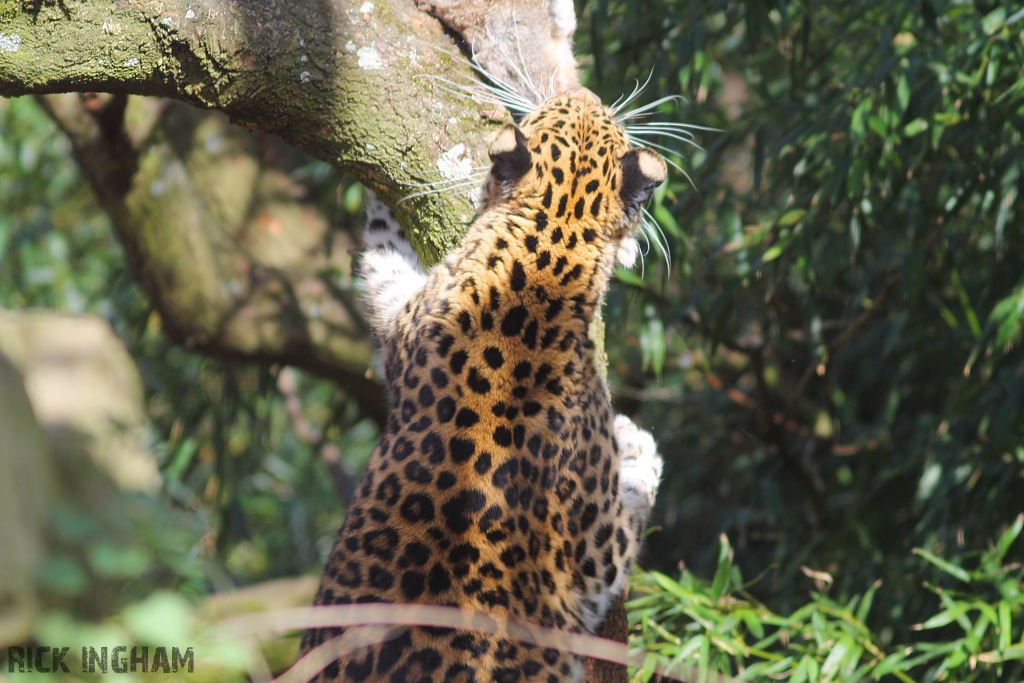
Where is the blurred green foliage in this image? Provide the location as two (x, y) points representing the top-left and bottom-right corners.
(579, 0), (1024, 679)
(0, 96), (373, 602)
(3, 0), (1024, 680)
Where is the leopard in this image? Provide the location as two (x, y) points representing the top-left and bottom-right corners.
(298, 83), (668, 683)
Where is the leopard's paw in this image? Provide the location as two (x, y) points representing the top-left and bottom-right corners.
(614, 414), (662, 513)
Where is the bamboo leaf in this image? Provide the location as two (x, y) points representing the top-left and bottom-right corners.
(710, 534), (733, 601)
(913, 548), (970, 582)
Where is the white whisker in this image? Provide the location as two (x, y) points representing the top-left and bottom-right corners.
(610, 70), (656, 115)
(494, 48), (544, 106)
(641, 207), (672, 270)
(415, 38), (540, 113)
(629, 120), (721, 133)
(404, 171), (489, 188)
(423, 74), (536, 115)
(616, 94), (686, 121)
(465, 53), (542, 110)
(406, 166), (491, 181)
(627, 124), (697, 140)
(632, 217), (654, 277)
(627, 128), (704, 152)
(398, 177), (487, 203)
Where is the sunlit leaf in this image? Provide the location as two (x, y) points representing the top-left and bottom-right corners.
(903, 118), (929, 137)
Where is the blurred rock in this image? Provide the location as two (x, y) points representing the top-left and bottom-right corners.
(0, 310), (159, 492)
(0, 350), (52, 647)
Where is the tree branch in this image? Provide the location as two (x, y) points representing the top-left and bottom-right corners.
(1, 0), (505, 260)
(38, 92), (388, 421)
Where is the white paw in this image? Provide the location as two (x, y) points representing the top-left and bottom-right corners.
(359, 192), (427, 343)
(614, 414), (662, 512)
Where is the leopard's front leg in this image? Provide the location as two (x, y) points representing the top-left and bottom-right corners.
(357, 192), (427, 352)
(613, 414), (662, 579)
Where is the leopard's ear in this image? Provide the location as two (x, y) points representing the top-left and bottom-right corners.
(489, 124), (531, 183)
(619, 148), (666, 210)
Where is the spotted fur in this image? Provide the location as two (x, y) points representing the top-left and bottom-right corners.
(301, 88), (666, 683)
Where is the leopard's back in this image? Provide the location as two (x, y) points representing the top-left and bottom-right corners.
(301, 89), (665, 683)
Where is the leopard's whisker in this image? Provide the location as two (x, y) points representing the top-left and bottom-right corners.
(424, 74), (536, 115)
(416, 39), (540, 113)
(629, 120), (720, 133)
(609, 70), (656, 115)
(640, 207), (672, 270)
(616, 94), (686, 121)
(398, 177), (488, 204)
(403, 169), (490, 187)
(627, 127), (704, 152)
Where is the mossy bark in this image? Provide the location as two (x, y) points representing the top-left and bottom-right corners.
(1, 0), (500, 264)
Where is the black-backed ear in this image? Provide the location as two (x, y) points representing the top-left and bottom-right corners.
(619, 148), (667, 209)
(489, 124), (531, 183)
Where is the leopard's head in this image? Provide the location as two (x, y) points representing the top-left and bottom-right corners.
(483, 88), (667, 253)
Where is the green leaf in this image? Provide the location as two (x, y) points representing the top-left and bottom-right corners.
(991, 286), (1024, 349)
(951, 268), (981, 337)
(651, 571), (691, 602)
(640, 304), (666, 375)
(872, 650), (910, 676)
(654, 204), (683, 238)
(614, 267), (646, 287)
(903, 118), (929, 137)
(821, 637), (853, 680)
(897, 73), (910, 112)
(87, 543), (149, 579)
(913, 547), (970, 582)
(344, 182), (364, 214)
(739, 609), (765, 640)
(855, 580), (882, 624)
(790, 655), (812, 683)
(998, 601), (1012, 653)
(37, 556), (88, 596)
(981, 7), (1007, 34)
(761, 245), (783, 263)
(867, 115), (888, 138)
(166, 436), (198, 481)
(946, 645), (969, 669)
(995, 514), (1024, 563)
(778, 209), (806, 226)
(639, 651), (660, 681)
(915, 604), (969, 630)
(710, 534), (734, 600)
(850, 98), (871, 137)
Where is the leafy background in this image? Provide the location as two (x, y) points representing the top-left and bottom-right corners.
(1, 0), (1022, 680)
